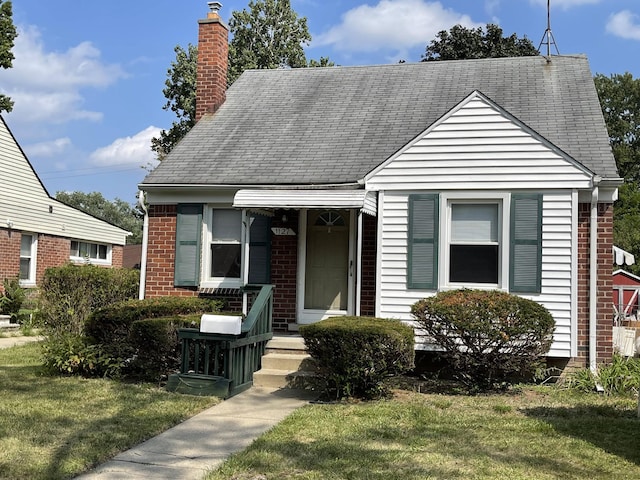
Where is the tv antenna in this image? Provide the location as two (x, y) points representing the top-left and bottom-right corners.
(538, 0), (560, 59)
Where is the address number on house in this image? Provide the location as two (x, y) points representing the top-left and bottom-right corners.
(271, 227), (296, 236)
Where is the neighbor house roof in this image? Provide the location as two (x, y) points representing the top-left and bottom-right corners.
(142, 55), (618, 187)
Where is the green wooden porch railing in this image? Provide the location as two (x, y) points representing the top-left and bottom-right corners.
(167, 284), (273, 398)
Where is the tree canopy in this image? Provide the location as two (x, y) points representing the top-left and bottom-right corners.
(151, 44), (197, 160)
(152, 0), (330, 160)
(56, 191), (143, 244)
(0, 0), (17, 113)
(227, 0), (311, 85)
(594, 73), (640, 275)
(422, 24), (538, 61)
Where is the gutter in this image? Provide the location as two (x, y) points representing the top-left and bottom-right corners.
(138, 191), (149, 300)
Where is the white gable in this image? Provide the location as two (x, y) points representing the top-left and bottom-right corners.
(366, 92), (593, 190)
(0, 117), (128, 245)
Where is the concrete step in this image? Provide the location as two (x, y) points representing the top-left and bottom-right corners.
(265, 335), (307, 354)
(253, 368), (318, 390)
(261, 352), (315, 371)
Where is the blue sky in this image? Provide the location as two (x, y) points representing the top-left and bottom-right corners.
(0, 0), (638, 204)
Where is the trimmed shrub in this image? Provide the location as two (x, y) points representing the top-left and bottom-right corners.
(85, 297), (223, 379)
(38, 264), (139, 336)
(300, 316), (415, 400)
(411, 289), (555, 392)
(127, 315), (203, 381)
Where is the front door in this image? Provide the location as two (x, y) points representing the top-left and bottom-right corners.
(298, 210), (353, 324)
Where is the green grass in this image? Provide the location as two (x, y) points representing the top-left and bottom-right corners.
(206, 387), (640, 480)
(0, 342), (219, 480)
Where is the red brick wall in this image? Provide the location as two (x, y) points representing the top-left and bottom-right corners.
(0, 228), (20, 289)
(576, 202), (614, 366)
(270, 211), (299, 331)
(195, 11), (228, 122)
(0, 228), (124, 292)
(145, 204), (197, 298)
(360, 214), (377, 317)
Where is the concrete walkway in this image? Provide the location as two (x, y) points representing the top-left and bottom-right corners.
(2, 335), (315, 479)
(75, 387), (316, 480)
(0, 333), (43, 349)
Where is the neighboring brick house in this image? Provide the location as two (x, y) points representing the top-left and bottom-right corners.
(138, 3), (621, 370)
(0, 115), (129, 291)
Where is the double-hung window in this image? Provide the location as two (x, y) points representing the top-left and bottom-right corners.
(449, 202), (500, 285)
(209, 209), (242, 279)
(407, 193), (542, 293)
(19, 233), (37, 286)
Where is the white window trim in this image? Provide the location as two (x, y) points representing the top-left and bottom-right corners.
(439, 192), (510, 290)
(19, 233), (37, 287)
(70, 241), (112, 266)
(200, 205), (247, 289)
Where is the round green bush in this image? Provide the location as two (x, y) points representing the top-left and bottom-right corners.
(411, 289), (555, 392)
(300, 316), (415, 400)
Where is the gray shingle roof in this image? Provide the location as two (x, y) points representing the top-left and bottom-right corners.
(142, 55), (618, 187)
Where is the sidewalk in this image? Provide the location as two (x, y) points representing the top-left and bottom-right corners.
(75, 386), (317, 480)
(0, 333), (43, 349)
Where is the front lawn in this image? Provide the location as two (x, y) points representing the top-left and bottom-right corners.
(207, 387), (640, 479)
(0, 342), (219, 480)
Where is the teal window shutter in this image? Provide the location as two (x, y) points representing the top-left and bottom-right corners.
(407, 194), (439, 289)
(248, 215), (271, 284)
(510, 194), (542, 293)
(175, 204), (203, 287)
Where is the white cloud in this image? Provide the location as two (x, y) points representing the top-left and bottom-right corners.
(313, 0), (481, 56)
(606, 10), (640, 40)
(0, 25), (126, 125)
(529, 0), (600, 10)
(24, 137), (72, 157)
(89, 126), (161, 167)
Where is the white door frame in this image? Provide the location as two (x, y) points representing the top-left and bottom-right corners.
(296, 209), (356, 324)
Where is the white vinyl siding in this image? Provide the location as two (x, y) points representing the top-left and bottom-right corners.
(367, 96), (592, 192)
(0, 119), (128, 246)
(378, 191), (575, 357)
(367, 95), (585, 358)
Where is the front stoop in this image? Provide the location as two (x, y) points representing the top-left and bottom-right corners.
(253, 335), (318, 390)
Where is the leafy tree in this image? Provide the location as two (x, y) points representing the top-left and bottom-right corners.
(422, 24), (538, 61)
(595, 73), (640, 275)
(228, 0), (311, 85)
(308, 56), (335, 68)
(151, 44), (197, 160)
(152, 0), (322, 159)
(56, 191), (143, 244)
(0, 0), (17, 113)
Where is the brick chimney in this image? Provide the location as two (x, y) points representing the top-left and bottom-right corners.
(195, 2), (229, 122)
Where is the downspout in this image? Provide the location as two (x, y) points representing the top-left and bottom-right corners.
(589, 176), (601, 376)
(356, 210), (363, 316)
(138, 191), (149, 300)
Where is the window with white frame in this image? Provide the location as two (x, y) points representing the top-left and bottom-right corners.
(208, 209), (242, 280)
(19, 233), (37, 285)
(449, 202), (500, 285)
(407, 193), (542, 293)
(70, 241), (109, 262)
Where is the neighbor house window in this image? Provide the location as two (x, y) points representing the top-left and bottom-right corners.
(70, 241), (109, 262)
(19, 233), (37, 285)
(407, 193), (542, 293)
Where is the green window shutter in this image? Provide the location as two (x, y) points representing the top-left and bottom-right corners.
(407, 194), (439, 289)
(510, 194), (542, 293)
(248, 215), (271, 284)
(175, 204), (203, 287)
